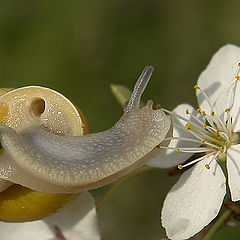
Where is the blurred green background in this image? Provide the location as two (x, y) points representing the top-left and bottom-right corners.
(1, 0), (240, 239)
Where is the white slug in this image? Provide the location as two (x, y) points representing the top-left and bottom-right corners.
(0, 66), (171, 193)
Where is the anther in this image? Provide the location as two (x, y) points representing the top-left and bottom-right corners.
(178, 165), (183, 170)
(211, 111), (215, 116)
(225, 108), (230, 112)
(156, 144), (160, 148)
(216, 130), (220, 135)
(235, 75), (240, 80)
(185, 109), (189, 114)
(203, 124), (207, 129)
(194, 85), (200, 89)
(156, 104), (161, 109)
(205, 164), (210, 169)
(186, 123), (191, 130)
(197, 108), (201, 113)
(201, 140), (205, 144)
(201, 111), (206, 116)
(238, 63), (240, 67)
(176, 148), (180, 152)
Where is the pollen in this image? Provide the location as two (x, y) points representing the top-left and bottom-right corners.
(197, 108), (201, 113)
(203, 123), (207, 128)
(235, 75), (240, 80)
(178, 165), (183, 170)
(211, 111), (215, 116)
(194, 85), (200, 89)
(225, 108), (230, 112)
(186, 123), (191, 130)
(185, 109), (189, 114)
(205, 164), (210, 169)
(156, 104), (161, 109)
(201, 111), (206, 116)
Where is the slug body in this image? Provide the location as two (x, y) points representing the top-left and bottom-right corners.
(0, 66), (171, 193)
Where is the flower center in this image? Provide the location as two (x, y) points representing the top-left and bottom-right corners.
(159, 63), (240, 170)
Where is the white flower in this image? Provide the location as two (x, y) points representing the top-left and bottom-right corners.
(147, 44), (240, 239)
(0, 191), (100, 240)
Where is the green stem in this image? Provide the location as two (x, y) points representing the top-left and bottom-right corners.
(202, 209), (233, 240)
(96, 165), (153, 211)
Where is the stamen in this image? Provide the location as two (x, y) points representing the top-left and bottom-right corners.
(205, 164), (210, 169)
(219, 131), (230, 144)
(162, 137), (201, 143)
(228, 64), (240, 115)
(223, 145), (227, 153)
(178, 152), (214, 169)
(186, 123), (225, 146)
(195, 85), (215, 113)
(178, 165), (183, 169)
(205, 151), (221, 169)
(198, 110), (216, 129)
(173, 123), (222, 150)
(159, 146), (211, 153)
(186, 123), (191, 130)
(197, 108), (201, 113)
(156, 104), (161, 109)
(205, 125), (218, 134)
(186, 110), (206, 126)
(226, 114), (232, 137)
(203, 114), (215, 129)
(203, 140), (222, 150)
(224, 108), (233, 135)
(174, 122), (203, 141)
(163, 108), (204, 130)
(212, 114), (228, 133)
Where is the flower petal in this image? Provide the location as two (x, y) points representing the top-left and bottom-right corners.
(230, 80), (240, 132)
(0, 220), (51, 240)
(147, 104), (202, 168)
(0, 191), (100, 240)
(197, 44), (240, 116)
(161, 157), (226, 240)
(227, 145), (240, 201)
(45, 191), (100, 240)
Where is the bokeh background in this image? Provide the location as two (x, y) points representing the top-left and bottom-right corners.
(1, 0), (240, 239)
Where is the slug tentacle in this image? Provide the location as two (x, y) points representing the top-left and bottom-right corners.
(124, 65), (154, 114)
(0, 66), (171, 193)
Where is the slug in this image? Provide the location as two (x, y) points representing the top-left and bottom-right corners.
(0, 66), (170, 195)
(0, 86), (89, 221)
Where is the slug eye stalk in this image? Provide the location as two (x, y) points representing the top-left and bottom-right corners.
(0, 66), (171, 193)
